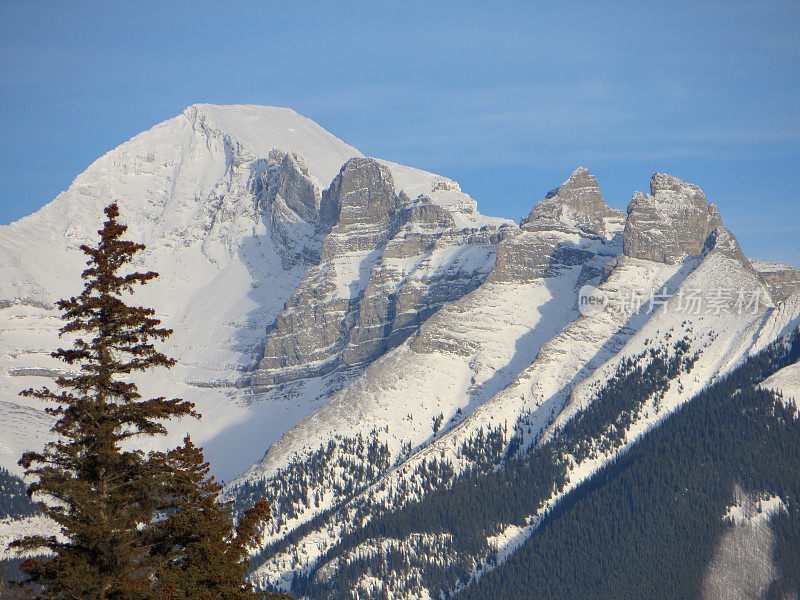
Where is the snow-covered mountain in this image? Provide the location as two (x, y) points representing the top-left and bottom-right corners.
(1, 104), (799, 596)
(0, 104), (502, 481)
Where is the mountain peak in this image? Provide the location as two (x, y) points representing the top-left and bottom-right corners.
(560, 165), (594, 186)
(183, 102), (302, 117)
(522, 167), (624, 237)
(544, 166), (599, 200)
(179, 103), (362, 186)
(648, 172), (708, 208)
(624, 173), (723, 264)
(319, 157), (396, 233)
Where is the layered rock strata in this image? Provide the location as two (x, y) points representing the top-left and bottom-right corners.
(491, 167), (623, 283)
(749, 259), (800, 302)
(251, 159), (504, 385)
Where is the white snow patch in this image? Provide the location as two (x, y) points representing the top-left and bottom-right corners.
(0, 515), (62, 560)
(758, 361), (800, 410)
(723, 494), (786, 527)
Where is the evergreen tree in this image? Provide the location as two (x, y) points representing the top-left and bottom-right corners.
(11, 203), (197, 599)
(149, 436), (290, 600)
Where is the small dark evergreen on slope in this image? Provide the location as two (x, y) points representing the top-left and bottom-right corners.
(0, 468), (38, 520)
(10, 204), (285, 600)
(0, 468), (37, 586)
(288, 334), (799, 599)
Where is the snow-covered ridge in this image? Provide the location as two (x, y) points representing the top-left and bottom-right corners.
(180, 104), (363, 187)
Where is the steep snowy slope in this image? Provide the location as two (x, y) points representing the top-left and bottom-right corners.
(759, 363), (800, 407)
(758, 297), (800, 406)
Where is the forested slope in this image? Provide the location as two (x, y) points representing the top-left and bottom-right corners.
(458, 339), (800, 599)
(288, 334), (800, 599)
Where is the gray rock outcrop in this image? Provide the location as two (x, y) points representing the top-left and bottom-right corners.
(251, 159), (503, 386)
(250, 150), (323, 268)
(749, 259), (800, 302)
(318, 158), (399, 242)
(488, 231), (598, 283)
(253, 158), (400, 384)
(491, 168), (620, 283)
(521, 167), (625, 238)
(340, 220), (502, 366)
(272, 150), (320, 224)
(623, 172), (723, 264)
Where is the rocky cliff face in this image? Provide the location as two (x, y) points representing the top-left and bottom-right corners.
(490, 168), (622, 284)
(253, 158), (399, 384)
(339, 216), (502, 367)
(254, 166), (767, 388)
(251, 158), (504, 386)
(520, 166), (625, 238)
(624, 172), (723, 264)
(252, 167), (629, 385)
(750, 259), (800, 302)
(318, 158), (399, 242)
(252, 150), (323, 269)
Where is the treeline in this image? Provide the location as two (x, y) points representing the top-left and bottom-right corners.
(0, 467), (38, 520)
(288, 332), (799, 599)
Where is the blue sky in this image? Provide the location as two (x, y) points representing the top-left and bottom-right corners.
(1, 1), (798, 263)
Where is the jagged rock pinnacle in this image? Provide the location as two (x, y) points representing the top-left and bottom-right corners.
(623, 172), (723, 264)
(521, 167), (625, 238)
